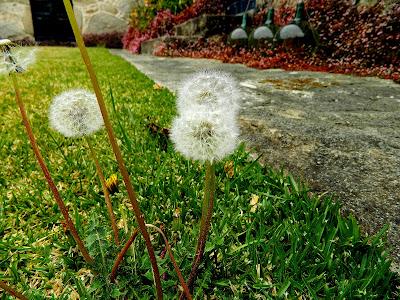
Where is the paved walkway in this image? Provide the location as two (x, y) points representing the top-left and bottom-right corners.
(110, 49), (400, 270)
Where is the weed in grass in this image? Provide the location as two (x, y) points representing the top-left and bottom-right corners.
(170, 70), (241, 296)
(0, 39), (93, 271)
(63, 0), (163, 297)
(49, 89), (120, 245)
(0, 40), (36, 75)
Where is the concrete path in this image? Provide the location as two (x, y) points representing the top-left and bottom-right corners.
(110, 49), (400, 270)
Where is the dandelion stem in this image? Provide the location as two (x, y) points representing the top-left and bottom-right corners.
(0, 280), (28, 300)
(10, 73), (93, 264)
(85, 137), (120, 246)
(182, 162), (216, 297)
(110, 228), (139, 283)
(110, 225), (192, 300)
(146, 224), (193, 300)
(63, 1), (163, 298)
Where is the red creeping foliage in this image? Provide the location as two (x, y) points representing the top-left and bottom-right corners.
(123, 0), (400, 82)
(123, 10), (175, 53)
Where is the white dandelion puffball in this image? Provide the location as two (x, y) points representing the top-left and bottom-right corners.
(0, 39), (11, 46)
(177, 70), (241, 115)
(279, 24), (305, 40)
(171, 110), (239, 162)
(49, 89), (104, 138)
(0, 42), (37, 75)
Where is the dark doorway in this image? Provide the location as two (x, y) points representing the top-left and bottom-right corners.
(30, 0), (74, 42)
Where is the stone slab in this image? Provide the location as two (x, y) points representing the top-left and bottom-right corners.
(0, 1), (33, 40)
(71, 0), (134, 35)
(110, 49), (400, 272)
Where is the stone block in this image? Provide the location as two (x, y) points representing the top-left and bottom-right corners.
(85, 3), (99, 14)
(86, 12), (127, 34)
(116, 0), (135, 19)
(73, 0), (97, 4)
(22, 5), (33, 35)
(100, 2), (118, 15)
(0, 20), (25, 39)
(73, 6), (83, 30)
(0, 0), (29, 4)
(0, 2), (33, 39)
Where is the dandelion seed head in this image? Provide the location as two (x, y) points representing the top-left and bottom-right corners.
(0, 39), (12, 46)
(0, 42), (36, 75)
(49, 89), (104, 138)
(279, 24), (305, 40)
(177, 70), (241, 115)
(170, 110), (239, 162)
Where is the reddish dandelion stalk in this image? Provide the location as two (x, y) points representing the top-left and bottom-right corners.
(110, 228), (140, 283)
(146, 224), (193, 300)
(63, 1), (163, 297)
(110, 225), (192, 300)
(181, 162), (215, 298)
(10, 73), (93, 264)
(0, 281), (28, 300)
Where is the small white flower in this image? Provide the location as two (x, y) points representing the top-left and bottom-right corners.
(177, 70), (241, 115)
(279, 24), (305, 40)
(0, 41), (36, 75)
(170, 110), (239, 162)
(49, 89), (104, 138)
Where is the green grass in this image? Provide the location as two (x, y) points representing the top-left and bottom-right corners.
(0, 47), (399, 299)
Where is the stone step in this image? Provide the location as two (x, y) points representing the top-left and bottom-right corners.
(174, 14), (244, 37)
(140, 35), (201, 55)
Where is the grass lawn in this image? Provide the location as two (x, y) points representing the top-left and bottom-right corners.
(0, 47), (399, 299)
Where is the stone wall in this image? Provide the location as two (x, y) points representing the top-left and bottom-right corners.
(0, 0), (34, 40)
(0, 0), (136, 41)
(73, 0), (136, 35)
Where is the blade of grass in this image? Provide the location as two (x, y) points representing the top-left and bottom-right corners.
(109, 87), (133, 152)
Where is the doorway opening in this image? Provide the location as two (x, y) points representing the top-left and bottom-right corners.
(30, 0), (74, 42)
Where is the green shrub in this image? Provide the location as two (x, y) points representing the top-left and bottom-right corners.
(129, 0), (193, 31)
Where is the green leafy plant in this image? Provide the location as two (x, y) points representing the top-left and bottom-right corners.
(129, 0), (193, 30)
(48, 89), (121, 245)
